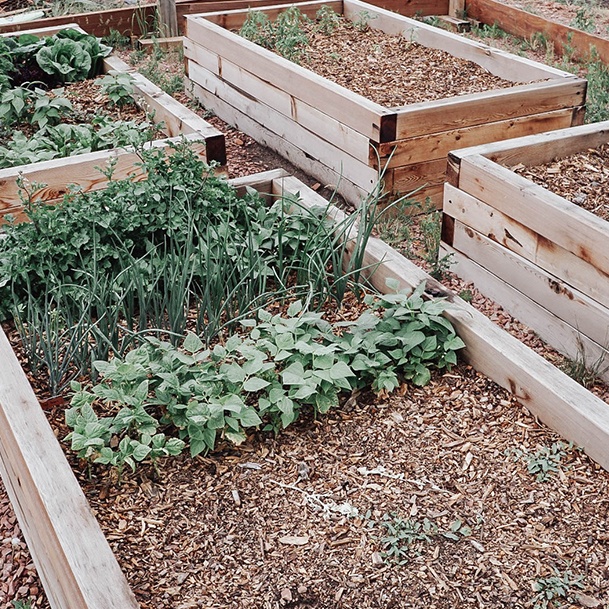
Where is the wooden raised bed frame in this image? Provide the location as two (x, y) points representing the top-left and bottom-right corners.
(0, 23), (226, 223)
(3, 160), (609, 607)
(183, 0), (586, 206)
(441, 120), (609, 383)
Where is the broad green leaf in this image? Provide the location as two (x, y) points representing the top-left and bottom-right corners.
(243, 376), (270, 392)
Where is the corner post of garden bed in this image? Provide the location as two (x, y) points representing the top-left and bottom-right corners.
(0, 327), (139, 609)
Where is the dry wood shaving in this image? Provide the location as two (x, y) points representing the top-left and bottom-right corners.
(297, 18), (518, 108)
(510, 143), (609, 220)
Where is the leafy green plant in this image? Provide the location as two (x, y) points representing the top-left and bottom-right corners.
(336, 279), (466, 389)
(30, 86), (73, 128)
(315, 4), (341, 34)
(11, 600), (33, 609)
(95, 71), (136, 106)
(378, 514), (436, 564)
(65, 281), (466, 472)
(352, 10), (378, 32)
(570, 7), (595, 32)
(240, 7), (309, 63)
(511, 442), (570, 482)
(36, 38), (92, 83)
(0, 86), (34, 126)
(533, 568), (584, 609)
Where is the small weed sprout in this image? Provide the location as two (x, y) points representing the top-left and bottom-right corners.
(511, 442), (570, 482)
(378, 514), (436, 563)
(560, 335), (609, 389)
(315, 5), (341, 34)
(352, 10), (378, 32)
(571, 7), (595, 32)
(532, 568), (584, 609)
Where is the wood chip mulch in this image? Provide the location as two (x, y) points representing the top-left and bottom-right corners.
(297, 18), (519, 108)
(510, 143), (609, 221)
(59, 363), (609, 609)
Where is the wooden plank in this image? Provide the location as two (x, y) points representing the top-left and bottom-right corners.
(103, 55), (226, 164)
(442, 242), (609, 383)
(394, 78), (586, 140)
(0, 21), (80, 37)
(186, 76), (369, 205)
(466, 0), (609, 64)
(448, 119), (609, 169)
(448, 0), (464, 18)
(198, 0), (343, 29)
(443, 184), (609, 308)
(377, 107), (577, 169)
(458, 155), (609, 279)
(0, 328), (139, 609)
(158, 0), (178, 37)
(185, 12), (394, 141)
(184, 39), (371, 163)
(388, 158), (447, 197)
(282, 178), (609, 471)
(451, 218), (609, 351)
(138, 35), (184, 51)
(0, 135), (207, 220)
(343, 0), (573, 82)
(187, 61), (379, 191)
(0, 5), (157, 37)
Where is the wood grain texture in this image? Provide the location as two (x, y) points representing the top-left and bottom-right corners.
(0, 328), (139, 609)
(466, 0), (609, 64)
(442, 242), (609, 384)
(443, 184), (609, 309)
(458, 155), (609, 279)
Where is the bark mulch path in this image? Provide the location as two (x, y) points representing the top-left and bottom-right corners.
(510, 143), (609, 221)
(296, 17), (518, 108)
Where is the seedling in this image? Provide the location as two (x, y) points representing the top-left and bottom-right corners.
(533, 568), (584, 609)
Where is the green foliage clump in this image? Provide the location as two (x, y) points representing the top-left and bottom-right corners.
(65, 284), (465, 474)
(0, 28), (111, 90)
(95, 71), (136, 106)
(240, 6), (310, 63)
(0, 142), (374, 394)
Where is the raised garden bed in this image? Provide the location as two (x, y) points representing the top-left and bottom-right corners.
(441, 120), (609, 384)
(0, 23), (226, 223)
(2, 150), (609, 607)
(183, 0), (586, 206)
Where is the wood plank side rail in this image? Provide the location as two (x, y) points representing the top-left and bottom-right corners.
(0, 328), (140, 609)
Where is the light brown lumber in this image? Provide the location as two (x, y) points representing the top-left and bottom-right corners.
(187, 61), (379, 191)
(457, 154), (609, 280)
(0, 135), (207, 220)
(198, 0), (342, 29)
(448, 0), (465, 17)
(466, 0), (609, 64)
(0, 5), (156, 36)
(0, 327), (139, 609)
(376, 107), (577, 169)
(158, 0), (178, 37)
(103, 55), (226, 164)
(185, 77), (369, 205)
(343, 0), (572, 82)
(185, 12), (396, 142)
(137, 35), (183, 51)
(229, 167), (288, 200)
(394, 78), (586, 140)
(273, 175), (609, 471)
(389, 158), (448, 196)
(442, 184), (609, 309)
(450, 218), (609, 348)
(447, 119), (609, 170)
(441, 243), (609, 383)
(183, 39), (371, 163)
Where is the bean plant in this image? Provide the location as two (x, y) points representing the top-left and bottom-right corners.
(65, 285), (465, 475)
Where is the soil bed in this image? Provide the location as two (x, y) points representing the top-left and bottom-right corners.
(44, 360), (609, 608)
(261, 17), (520, 108)
(510, 143), (609, 221)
